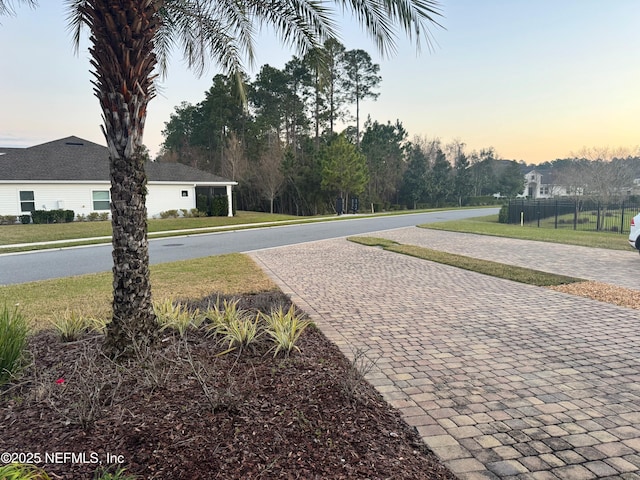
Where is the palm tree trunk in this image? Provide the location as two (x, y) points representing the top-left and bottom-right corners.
(82, 0), (160, 356)
(104, 151), (157, 356)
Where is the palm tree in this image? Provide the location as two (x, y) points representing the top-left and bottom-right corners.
(3, 0), (443, 356)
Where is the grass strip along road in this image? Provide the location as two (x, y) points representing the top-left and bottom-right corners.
(420, 214), (630, 250)
(347, 236), (584, 287)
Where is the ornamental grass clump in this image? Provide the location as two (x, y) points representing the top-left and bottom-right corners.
(262, 305), (311, 357)
(93, 465), (137, 479)
(0, 463), (52, 480)
(154, 298), (198, 337)
(217, 312), (262, 354)
(208, 300), (262, 354)
(51, 309), (95, 342)
(0, 303), (29, 385)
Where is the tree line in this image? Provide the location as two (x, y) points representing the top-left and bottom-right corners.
(159, 39), (526, 215)
(532, 147), (640, 203)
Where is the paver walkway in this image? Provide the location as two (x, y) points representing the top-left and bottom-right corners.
(250, 228), (640, 480)
(372, 228), (639, 291)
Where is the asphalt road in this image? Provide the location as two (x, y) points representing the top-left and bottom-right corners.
(0, 208), (498, 285)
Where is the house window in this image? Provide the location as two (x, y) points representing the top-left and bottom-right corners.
(181, 190), (188, 197)
(92, 191), (110, 210)
(19, 191), (35, 212)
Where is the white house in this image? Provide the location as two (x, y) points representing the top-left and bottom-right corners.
(521, 168), (569, 199)
(0, 136), (237, 218)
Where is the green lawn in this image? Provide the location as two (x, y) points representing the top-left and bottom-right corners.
(421, 214), (631, 250)
(0, 253), (276, 332)
(0, 211), (304, 247)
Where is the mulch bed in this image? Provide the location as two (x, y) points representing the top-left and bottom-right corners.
(1, 291), (456, 479)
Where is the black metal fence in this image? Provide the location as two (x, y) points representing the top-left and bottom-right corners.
(500, 199), (640, 234)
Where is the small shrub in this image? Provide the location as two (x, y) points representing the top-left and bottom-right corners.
(30, 210), (47, 224)
(98, 212), (110, 221)
(30, 209), (75, 224)
(262, 305), (311, 357)
(51, 309), (95, 342)
(0, 303), (29, 385)
(76, 213), (86, 222)
(190, 208), (203, 217)
(0, 215), (18, 225)
(87, 212), (100, 222)
(20, 214), (31, 224)
(159, 209), (179, 219)
(210, 196), (228, 216)
(0, 463), (52, 480)
(497, 205), (509, 223)
(180, 208), (190, 218)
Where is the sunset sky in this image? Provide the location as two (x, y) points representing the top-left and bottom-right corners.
(1, 1), (638, 163)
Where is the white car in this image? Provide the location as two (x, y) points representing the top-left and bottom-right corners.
(629, 213), (640, 253)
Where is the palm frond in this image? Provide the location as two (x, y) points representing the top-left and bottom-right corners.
(64, 0), (89, 54)
(334, 0), (443, 56)
(0, 0), (37, 17)
(158, 0), (255, 78)
(247, 0), (336, 56)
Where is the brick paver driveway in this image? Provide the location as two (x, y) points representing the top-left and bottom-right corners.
(250, 230), (640, 480)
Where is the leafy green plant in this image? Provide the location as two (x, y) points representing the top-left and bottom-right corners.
(93, 466), (136, 480)
(0, 303), (29, 385)
(262, 305), (311, 357)
(0, 463), (52, 479)
(51, 309), (95, 341)
(154, 298), (197, 337)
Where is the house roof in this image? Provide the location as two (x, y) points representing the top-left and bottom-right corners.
(524, 167), (555, 185)
(0, 136), (234, 184)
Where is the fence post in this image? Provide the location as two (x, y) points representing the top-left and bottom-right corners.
(573, 200), (578, 230)
(554, 199), (558, 229)
(596, 201), (601, 231)
(621, 201), (625, 234)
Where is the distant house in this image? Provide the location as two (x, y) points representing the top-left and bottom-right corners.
(520, 167), (569, 199)
(0, 136), (237, 218)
